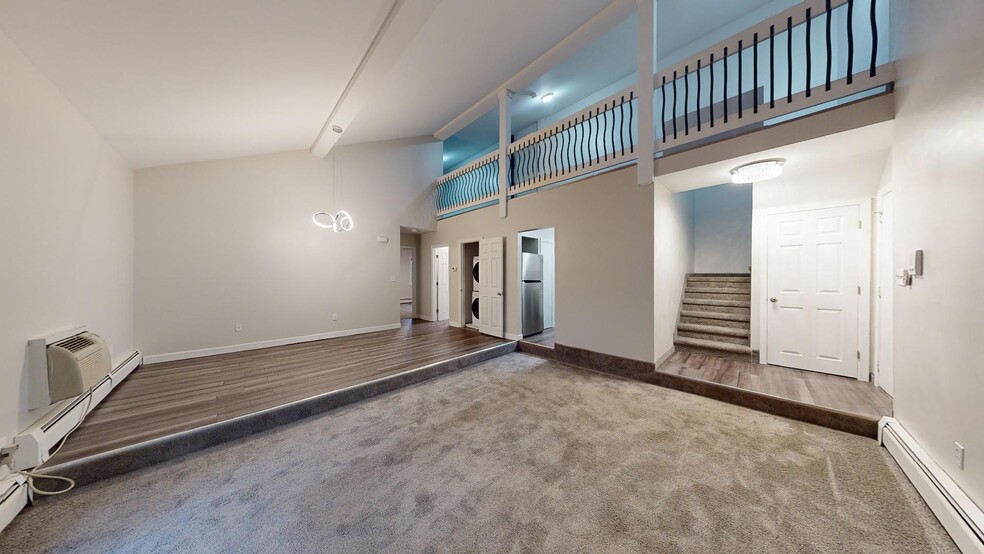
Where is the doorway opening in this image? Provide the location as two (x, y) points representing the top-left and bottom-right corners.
(432, 245), (449, 322)
(399, 246), (415, 321)
(518, 227), (555, 348)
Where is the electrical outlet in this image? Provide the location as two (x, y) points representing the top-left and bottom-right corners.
(332, 313), (338, 321)
(235, 323), (243, 332)
(954, 442), (965, 470)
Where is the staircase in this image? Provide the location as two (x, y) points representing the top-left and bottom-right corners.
(674, 274), (753, 360)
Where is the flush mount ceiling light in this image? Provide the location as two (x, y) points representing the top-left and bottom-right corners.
(312, 125), (355, 233)
(540, 92), (555, 103)
(730, 158), (786, 183)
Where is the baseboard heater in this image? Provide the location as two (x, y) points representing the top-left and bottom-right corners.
(880, 417), (984, 553)
(12, 343), (142, 472)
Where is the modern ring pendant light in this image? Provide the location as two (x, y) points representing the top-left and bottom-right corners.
(312, 125), (355, 232)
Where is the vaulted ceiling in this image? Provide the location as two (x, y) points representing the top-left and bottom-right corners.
(0, 0), (797, 169)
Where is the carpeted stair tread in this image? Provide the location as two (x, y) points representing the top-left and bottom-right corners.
(683, 298), (751, 308)
(685, 287), (750, 295)
(673, 336), (753, 354)
(677, 323), (750, 338)
(687, 274), (751, 282)
(680, 310), (750, 322)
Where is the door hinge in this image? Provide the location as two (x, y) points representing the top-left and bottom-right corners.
(858, 220), (862, 229)
(857, 350), (861, 360)
(858, 285), (861, 295)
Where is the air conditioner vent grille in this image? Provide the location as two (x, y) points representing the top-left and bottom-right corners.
(55, 335), (95, 353)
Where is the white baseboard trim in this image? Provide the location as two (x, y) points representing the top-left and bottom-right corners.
(448, 320), (463, 328)
(880, 417), (984, 553)
(504, 332), (523, 341)
(0, 474), (28, 534)
(144, 323), (402, 364)
(414, 314), (434, 322)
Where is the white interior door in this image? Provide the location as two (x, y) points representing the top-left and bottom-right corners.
(542, 240), (555, 329)
(436, 247), (449, 321)
(767, 205), (861, 377)
(877, 192), (895, 395)
(478, 237), (504, 338)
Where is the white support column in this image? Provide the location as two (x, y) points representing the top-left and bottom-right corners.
(498, 89), (512, 218)
(636, 0), (655, 186)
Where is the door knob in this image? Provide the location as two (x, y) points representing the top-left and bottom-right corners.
(770, 297), (778, 303)
(497, 292), (502, 296)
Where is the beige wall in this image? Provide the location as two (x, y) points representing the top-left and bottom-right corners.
(889, 0), (984, 508)
(135, 139), (440, 358)
(0, 30), (134, 445)
(693, 183), (751, 274)
(420, 166), (655, 363)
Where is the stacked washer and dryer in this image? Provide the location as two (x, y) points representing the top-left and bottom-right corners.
(470, 256), (480, 326)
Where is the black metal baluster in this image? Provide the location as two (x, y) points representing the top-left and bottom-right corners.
(618, 94), (625, 156)
(660, 76), (667, 142)
(709, 54), (715, 127)
(869, 0), (878, 76)
(684, 66), (690, 135)
(697, 60), (703, 132)
(577, 116), (585, 169)
(769, 25), (775, 109)
(547, 130), (554, 180)
(738, 40), (744, 118)
(605, 102), (615, 160)
(672, 71), (679, 138)
(628, 92), (635, 153)
(825, 0), (833, 91)
(847, 0), (855, 84)
(753, 33), (759, 114)
(806, 8), (813, 97)
(589, 110), (597, 166)
(551, 129), (558, 177)
(723, 47), (729, 123)
(787, 16), (793, 102)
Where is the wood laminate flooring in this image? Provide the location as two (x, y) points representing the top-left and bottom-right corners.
(49, 320), (505, 465)
(657, 351), (892, 419)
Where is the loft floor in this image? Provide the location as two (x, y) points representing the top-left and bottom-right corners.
(47, 319), (505, 466)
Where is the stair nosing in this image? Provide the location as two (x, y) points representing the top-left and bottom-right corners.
(673, 336), (752, 354)
(677, 323), (750, 338)
(680, 310), (750, 322)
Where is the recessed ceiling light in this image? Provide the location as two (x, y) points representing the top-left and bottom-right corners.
(540, 92), (555, 103)
(730, 159), (785, 184)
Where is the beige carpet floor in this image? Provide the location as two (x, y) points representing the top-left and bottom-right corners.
(0, 354), (956, 553)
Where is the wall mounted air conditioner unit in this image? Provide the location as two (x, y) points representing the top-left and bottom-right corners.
(12, 327), (141, 471)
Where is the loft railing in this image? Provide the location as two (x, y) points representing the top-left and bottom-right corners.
(654, 0), (892, 150)
(435, 151), (499, 215)
(508, 90), (637, 194)
(435, 0), (893, 218)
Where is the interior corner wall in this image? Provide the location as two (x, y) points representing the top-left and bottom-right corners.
(0, 30), (134, 444)
(692, 183), (752, 274)
(888, 0), (984, 509)
(749, 149), (886, 353)
(419, 166), (654, 363)
(134, 139), (441, 358)
(653, 182), (695, 361)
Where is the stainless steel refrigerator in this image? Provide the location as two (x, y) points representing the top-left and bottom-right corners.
(521, 252), (544, 336)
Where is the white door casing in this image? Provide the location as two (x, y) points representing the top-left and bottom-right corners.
(766, 204), (861, 377)
(542, 240), (555, 329)
(876, 190), (895, 396)
(479, 237), (504, 338)
(400, 247), (414, 302)
(436, 246), (449, 322)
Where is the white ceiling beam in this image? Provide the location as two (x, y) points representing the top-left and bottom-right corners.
(310, 0), (441, 158)
(433, 0), (637, 142)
